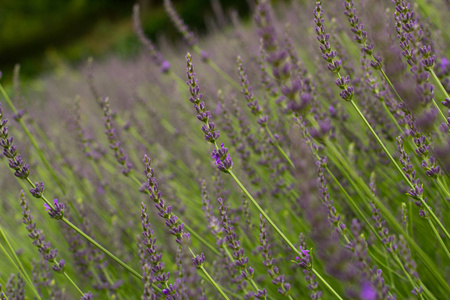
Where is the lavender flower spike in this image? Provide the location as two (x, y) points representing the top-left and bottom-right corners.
(186, 52), (233, 173)
(44, 199), (65, 220)
(0, 103), (30, 179)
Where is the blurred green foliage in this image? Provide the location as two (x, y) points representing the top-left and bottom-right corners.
(0, 0), (252, 81)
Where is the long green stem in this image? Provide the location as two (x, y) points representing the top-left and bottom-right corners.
(323, 142), (450, 293)
(23, 179), (150, 286)
(62, 272), (85, 296)
(0, 227), (40, 299)
(187, 247), (230, 300)
(350, 100), (450, 242)
(227, 170), (343, 300)
(429, 69), (450, 122)
(263, 125), (295, 168)
(0, 241), (41, 299)
(128, 172), (221, 256)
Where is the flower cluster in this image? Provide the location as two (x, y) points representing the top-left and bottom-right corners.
(20, 191), (66, 274)
(258, 215), (291, 296)
(133, 4), (170, 73)
(102, 97), (133, 175)
(0, 104), (30, 179)
(164, 0), (197, 47)
(143, 155), (190, 244)
(44, 199), (65, 220)
(397, 136), (428, 218)
(314, 1), (354, 101)
(186, 53), (233, 173)
(237, 56), (267, 126)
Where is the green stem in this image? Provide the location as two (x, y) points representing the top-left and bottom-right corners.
(227, 170), (343, 300)
(0, 227), (41, 299)
(350, 100), (450, 242)
(128, 172), (221, 256)
(430, 69), (450, 122)
(323, 142), (450, 292)
(192, 45), (241, 90)
(263, 125), (295, 168)
(62, 272), (85, 296)
(428, 218), (450, 262)
(0, 241), (41, 299)
(187, 247), (230, 300)
(311, 268), (343, 300)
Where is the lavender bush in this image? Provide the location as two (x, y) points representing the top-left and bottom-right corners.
(1, 0), (450, 299)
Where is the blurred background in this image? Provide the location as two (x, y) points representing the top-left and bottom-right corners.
(0, 0), (267, 82)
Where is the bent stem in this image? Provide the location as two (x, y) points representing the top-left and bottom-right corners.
(227, 170), (343, 300)
(349, 100), (450, 242)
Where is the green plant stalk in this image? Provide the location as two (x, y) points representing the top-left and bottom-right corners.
(22, 179), (153, 286)
(187, 247), (231, 300)
(128, 172), (221, 256)
(192, 45), (241, 90)
(316, 154), (431, 297)
(0, 241), (41, 299)
(428, 218), (450, 261)
(349, 100), (450, 241)
(0, 227), (40, 299)
(393, 256), (426, 300)
(429, 69), (450, 121)
(227, 170), (343, 300)
(323, 142), (450, 293)
(0, 83), (66, 195)
(62, 271), (84, 297)
(263, 125), (295, 168)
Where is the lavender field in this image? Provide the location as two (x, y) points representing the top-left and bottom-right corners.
(1, 0), (450, 299)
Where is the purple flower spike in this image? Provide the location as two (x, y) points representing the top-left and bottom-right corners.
(44, 199), (65, 220)
(30, 181), (44, 198)
(80, 291), (93, 300)
(192, 253), (205, 268)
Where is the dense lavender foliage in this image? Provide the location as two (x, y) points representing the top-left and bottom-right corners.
(1, 0), (450, 299)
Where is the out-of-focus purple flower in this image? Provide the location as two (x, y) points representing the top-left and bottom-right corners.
(259, 215), (291, 296)
(360, 282), (377, 300)
(102, 97), (133, 175)
(164, 0), (197, 46)
(80, 291), (93, 300)
(133, 4), (169, 73)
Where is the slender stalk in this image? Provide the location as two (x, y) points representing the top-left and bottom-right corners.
(227, 170), (343, 300)
(0, 227), (40, 299)
(429, 69), (450, 122)
(428, 218), (450, 262)
(62, 272), (84, 297)
(128, 172), (221, 256)
(0, 242), (41, 299)
(263, 125), (295, 168)
(187, 247), (231, 300)
(323, 142), (450, 293)
(349, 100), (450, 242)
